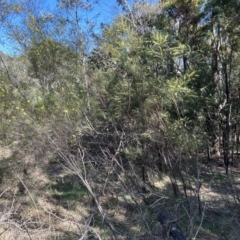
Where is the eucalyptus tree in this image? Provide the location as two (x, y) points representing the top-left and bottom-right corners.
(196, 0), (240, 173)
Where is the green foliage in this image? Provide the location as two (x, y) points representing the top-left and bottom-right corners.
(27, 39), (77, 86)
(1, 0), (239, 164)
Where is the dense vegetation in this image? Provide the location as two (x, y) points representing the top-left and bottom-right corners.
(0, 0), (240, 239)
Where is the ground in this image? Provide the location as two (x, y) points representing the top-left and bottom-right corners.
(0, 141), (240, 239)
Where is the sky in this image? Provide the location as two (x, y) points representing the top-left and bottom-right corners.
(48, 0), (124, 24)
(0, 0), (159, 55)
(0, 0), (125, 55)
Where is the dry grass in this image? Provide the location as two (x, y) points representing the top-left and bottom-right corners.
(1, 141), (240, 239)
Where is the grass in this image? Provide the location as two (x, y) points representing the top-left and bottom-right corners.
(50, 178), (87, 201)
(1, 141), (240, 239)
